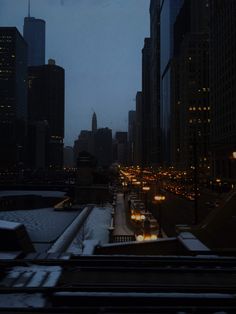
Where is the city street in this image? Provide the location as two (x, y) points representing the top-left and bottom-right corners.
(113, 193), (134, 236)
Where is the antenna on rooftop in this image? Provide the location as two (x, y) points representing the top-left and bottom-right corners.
(28, 0), (31, 17)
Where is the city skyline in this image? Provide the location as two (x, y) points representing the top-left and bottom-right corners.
(0, 0), (149, 146)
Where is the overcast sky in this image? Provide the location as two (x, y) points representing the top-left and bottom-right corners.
(0, 0), (149, 146)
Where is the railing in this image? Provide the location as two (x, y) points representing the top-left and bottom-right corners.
(112, 235), (136, 243)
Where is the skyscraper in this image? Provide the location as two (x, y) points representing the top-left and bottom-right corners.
(28, 59), (65, 169)
(134, 91), (143, 165)
(23, 3), (45, 66)
(94, 128), (112, 168)
(141, 38), (151, 166)
(0, 27), (28, 170)
(171, 0), (210, 176)
(210, 0), (236, 180)
(160, 0), (183, 165)
(128, 110), (136, 165)
(92, 112), (97, 133)
(149, 0), (161, 166)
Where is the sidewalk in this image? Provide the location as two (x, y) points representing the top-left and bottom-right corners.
(113, 193), (134, 236)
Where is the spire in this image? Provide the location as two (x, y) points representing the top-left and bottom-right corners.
(28, 0), (31, 17)
(92, 112), (97, 133)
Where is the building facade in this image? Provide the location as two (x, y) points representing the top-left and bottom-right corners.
(160, 0), (183, 165)
(23, 16), (45, 66)
(0, 27), (28, 170)
(28, 60), (65, 169)
(149, 0), (161, 166)
(210, 0), (236, 180)
(141, 38), (152, 166)
(128, 110), (136, 165)
(134, 91), (143, 165)
(94, 128), (112, 168)
(171, 0), (210, 179)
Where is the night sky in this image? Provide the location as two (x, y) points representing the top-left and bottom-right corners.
(0, 0), (149, 146)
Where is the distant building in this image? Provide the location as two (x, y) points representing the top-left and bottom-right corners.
(128, 110), (136, 165)
(28, 59), (65, 169)
(134, 91), (143, 165)
(73, 130), (94, 162)
(23, 14), (45, 66)
(92, 112), (97, 133)
(141, 38), (152, 166)
(63, 146), (74, 168)
(114, 132), (128, 165)
(210, 0), (236, 180)
(0, 27), (28, 170)
(94, 128), (112, 168)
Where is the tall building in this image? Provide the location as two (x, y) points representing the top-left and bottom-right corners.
(149, 0), (161, 166)
(0, 27), (28, 170)
(92, 112), (97, 133)
(134, 91), (143, 165)
(94, 128), (112, 168)
(210, 0), (236, 180)
(74, 130), (93, 158)
(63, 146), (74, 168)
(141, 38), (152, 166)
(128, 110), (136, 165)
(23, 4), (45, 66)
(114, 132), (128, 165)
(160, 0), (183, 165)
(28, 59), (65, 169)
(171, 0), (210, 176)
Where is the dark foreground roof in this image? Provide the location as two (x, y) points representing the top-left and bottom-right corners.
(0, 254), (236, 312)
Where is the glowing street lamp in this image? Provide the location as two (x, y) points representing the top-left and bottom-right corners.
(153, 194), (166, 238)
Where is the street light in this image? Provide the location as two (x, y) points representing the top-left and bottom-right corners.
(153, 194), (166, 238)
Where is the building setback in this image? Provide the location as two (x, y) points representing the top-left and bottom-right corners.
(210, 0), (236, 180)
(28, 59), (65, 169)
(23, 16), (45, 66)
(0, 27), (28, 170)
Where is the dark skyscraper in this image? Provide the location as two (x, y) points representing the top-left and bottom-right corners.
(134, 91), (143, 165)
(141, 37), (151, 166)
(160, 0), (183, 165)
(210, 0), (236, 180)
(28, 59), (65, 169)
(149, 0), (161, 166)
(94, 128), (112, 168)
(23, 4), (45, 66)
(172, 0), (210, 175)
(0, 27), (28, 169)
(92, 112), (97, 133)
(128, 110), (136, 165)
